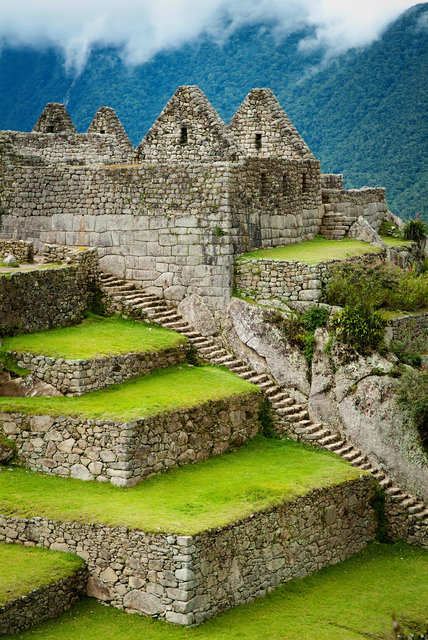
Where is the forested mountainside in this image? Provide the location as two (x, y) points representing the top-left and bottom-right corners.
(0, 3), (426, 221)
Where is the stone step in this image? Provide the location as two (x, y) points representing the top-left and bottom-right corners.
(162, 321), (190, 330)
(212, 355), (235, 365)
(294, 423), (323, 436)
(378, 477), (392, 488)
(342, 449), (361, 462)
(269, 392), (291, 403)
(198, 345), (220, 354)
(350, 455), (368, 467)
(107, 284), (136, 292)
(324, 440), (346, 452)
(388, 492), (408, 503)
(334, 444), (354, 456)
(205, 350), (226, 360)
(272, 397), (295, 408)
(275, 404), (304, 416)
(407, 503), (425, 515)
(180, 331), (200, 339)
(358, 462), (373, 471)
(191, 337), (215, 347)
(304, 427), (331, 441)
(318, 434), (340, 446)
(264, 385), (282, 397)
(287, 410), (310, 423)
(385, 486), (402, 497)
(247, 374), (271, 385)
(414, 508), (428, 519)
(399, 496), (418, 509)
(134, 300), (166, 310)
(223, 359), (245, 369)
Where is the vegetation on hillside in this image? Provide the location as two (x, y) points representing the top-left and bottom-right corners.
(0, 5), (426, 220)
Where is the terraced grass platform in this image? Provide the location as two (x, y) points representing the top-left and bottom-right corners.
(0, 438), (362, 533)
(0, 365), (261, 485)
(0, 364), (254, 420)
(0, 543), (87, 635)
(1, 315), (186, 359)
(0, 437), (376, 624)
(239, 236), (382, 263)
(3, 543), (426, 640)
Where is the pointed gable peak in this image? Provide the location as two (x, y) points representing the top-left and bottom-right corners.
(228, 88), (314, 160)
(87, 107), (133, 152)
(32, 103), (76, 134)
(137, 85), (239, 162)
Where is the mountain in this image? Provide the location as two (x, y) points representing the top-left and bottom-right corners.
(0, 3), (426, 221)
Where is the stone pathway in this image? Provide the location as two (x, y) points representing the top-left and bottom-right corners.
(100, 272), (428, 536)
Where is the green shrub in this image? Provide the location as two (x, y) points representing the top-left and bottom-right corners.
(402, 217), (427, 242)
(301, 307), (329, 332)
(378, 220), (401, 238)
(258, 398), (279, 439)
(265, 307), (329, 364)
(303, 332), (317, 364)
(397, 369), (428, 453)
(331, 304), (386, 354)
(384, 271), (428, 310)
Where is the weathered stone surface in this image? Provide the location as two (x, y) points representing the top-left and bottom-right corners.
(347, 215), (385, 244)
(123, 590), (162, 615)
(3, 254), (18, 267)
(177, 294), (218, 336)
(225, 297), (310, 396)
(0, 437), (15, 463)
(87, 577), (114, 601)
(309, 329), (428, 501)
(70, 464), (93, 481)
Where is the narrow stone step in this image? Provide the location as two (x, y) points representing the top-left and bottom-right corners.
(388, 492), (408, 503)
(378, 477), (392, 488)
(318, 434), (340, 446)
(350, 455), (368, 467)
(204, 350), (226, 360)
(191, 338), (215, 347)
(287, 410), (310, 423)
(272, 397), (295, 408)
(269, 392), (291, 403)
(162, 321), (190, 330)
(134, 301), (165, 310)
(324, 440), (346, 451)
(230, 365), (252, 374)
(342, 449), (360, 461)
(399, 496), (418, 509)
(294, 421), (315, 432)
(304, 428), (331, 441)
(385, 486), (402, 497)
(414, 508), (428, 519)
(198, 345), (220, 354)
(247, 374), (270, 384)
(335, 444), (354, 456)
(224, 360), (246, 369)
(212, 355), (235, 365)
(108, 284), (136, 292)
(275, 404), (304, 416)
(359, 462), (373, 471)
(264, 386), (282, 397)
(407, 503), (425, 515)
(181, 331), (200, 339)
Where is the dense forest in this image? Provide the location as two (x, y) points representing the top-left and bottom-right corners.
(0, 3), (426, 221)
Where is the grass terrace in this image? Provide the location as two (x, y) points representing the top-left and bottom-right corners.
(0, 437), (363, 533)
(239, 235), (382, 263)
(380, 236), (414, 246)
(0, 543), (84, 606)
(3, 543), (426, 640)
(1, 315), (187, 359)
(0, 364), (256, 420)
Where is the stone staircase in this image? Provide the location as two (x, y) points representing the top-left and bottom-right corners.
(99, 272), (428, 533)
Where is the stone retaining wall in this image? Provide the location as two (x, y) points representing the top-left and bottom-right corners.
(0, 391), (261, 486)
(320, 188), (388, 240)
(0, 475), (376, 626)
(384, 312), (428, 349)
(13, 343), (189, 395)
(0, 239), (33, 262)
(385, 496), (428, 549)
(0, 561), (88, 636)
(0, 248), (99, 335)
(235, 251), (384, 304)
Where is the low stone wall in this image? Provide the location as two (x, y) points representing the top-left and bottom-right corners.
(13, 344), (189, 395)
(0, 561), (88, 636)
(235, 251), (383, 304)
(384, 311), (428, 349)
(320, 174), (343, 189)
(0, 239), (33, 262)
(0, 476), (376, 626)
(0, 391), (261, 486)
(320, 187), (388, 240)
(0, 248), (99, 336)
(43, 243), (93, 264)
(385, 495), (428, 549)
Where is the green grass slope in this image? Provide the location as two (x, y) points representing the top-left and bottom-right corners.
(0, 543), (84, 606)
(0, 364), (258, 420)
(2, 543), (426, 640)
(240, 236), (382, 262)
(0, 437), (363, 533)
(1, 315), (186, 359)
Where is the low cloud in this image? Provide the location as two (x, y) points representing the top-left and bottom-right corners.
(0, 0), (417, 74)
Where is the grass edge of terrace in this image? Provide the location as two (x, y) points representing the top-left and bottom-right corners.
(0, 437), (367, 534)
(0, 543), (85, 606)
(0, 364), (259, 421)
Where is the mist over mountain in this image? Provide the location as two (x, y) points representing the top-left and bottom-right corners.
(0, 3), (426, 220)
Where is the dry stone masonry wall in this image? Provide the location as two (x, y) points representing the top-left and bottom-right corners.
(0, 560), (88, 636)
(0, 475), (376, 626)
(385, 311), (428, 349)
(0, 239), (33, 262)
(13, 343), (189, 396)
(0, 248), (99, 335)
(0, 391), (261, 486)
(0, 86), (395, 311)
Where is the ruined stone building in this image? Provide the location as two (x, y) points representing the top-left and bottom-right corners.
(0, 86), (391, 311)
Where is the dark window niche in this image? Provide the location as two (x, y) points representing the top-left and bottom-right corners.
(255, 133), (262, 150)
(45, 125), (54, 133)
(302, 172), (309, 192)
(260, 172), (268, 197)
(99, 129), (105, 134)
(180, 126), (188, 145)
(282, 173), (288, 195)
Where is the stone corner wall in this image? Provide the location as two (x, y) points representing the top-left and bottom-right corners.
(0, 239), (34, 262)
(0, 390), (262, 486)
(0, 558), (88, 636)
(0, 248), (99, 335)
(320, 174), (343, 189)
(320, 187), (388, 240)
(384, 311), (428, 350)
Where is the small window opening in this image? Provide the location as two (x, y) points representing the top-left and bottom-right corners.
(99, 129), (105, 134)
(46, 125), (54, 133)
(255, 133), (262, 150)
(302, 172), (309, 193)
(282, 173), (288, 196)
(260, 172), (268, 197)
(180, 126), (188, 145)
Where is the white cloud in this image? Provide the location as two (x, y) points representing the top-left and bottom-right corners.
(0, 0), (418, 74)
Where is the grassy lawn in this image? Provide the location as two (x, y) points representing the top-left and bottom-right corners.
(0, 364), (257, 420)
(380, 236), (413, 246)
(0, 543), (84, 606)
(379, 308), (428, 320)
(239, 236), (382, 263)
(3, 543), (426, 640)
(0, 437), (362, 533)
(1, 315), (186, 359)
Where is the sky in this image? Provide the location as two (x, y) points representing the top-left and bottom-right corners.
(0, 0), (419, 74)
